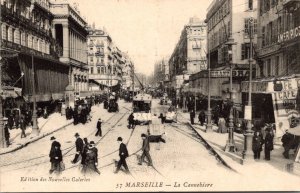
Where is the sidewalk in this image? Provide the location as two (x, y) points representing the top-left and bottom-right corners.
(0, 112), (73, 155)
(177, 110), (298, 177)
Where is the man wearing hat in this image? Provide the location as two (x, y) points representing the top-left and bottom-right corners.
(49, 136), (62, 174)
(114, 137), (129, 174)
(138, 133), (153, 166)
(95, 118), (102, 137)
(72, 133), (84, 164)
(50, 136), (61, 150)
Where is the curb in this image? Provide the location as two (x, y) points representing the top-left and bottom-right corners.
(186, 122), (238, 173)
(0, 121), (73, 155)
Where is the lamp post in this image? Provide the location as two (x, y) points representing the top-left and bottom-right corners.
(0, 56), (5, 148)
(224, 37), (237, 152)
(31, 54), (39, 135)
(243, 17), (254, 161)
(206, 42), (212, 132)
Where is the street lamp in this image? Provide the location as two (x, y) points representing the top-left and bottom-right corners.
(0, 56), (5, 148)
(243, 17), (255, 161)
(224, 37), (237, 152)
(224, 88), (237, 152)
(31, 54), (39, 135)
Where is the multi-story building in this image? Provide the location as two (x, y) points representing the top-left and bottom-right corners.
(50, 0), (89, 93)
(121, 53), (134, 90)
(86, 27), (124, 92)
(1, 0), (69, 104)
(169, 16), (207, 99)
(154, 58), (167, 89)
(241, 0), (300, 138)
(204, 0), (258, 116)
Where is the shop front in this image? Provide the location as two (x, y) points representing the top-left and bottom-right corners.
(241, 75), (300, 138)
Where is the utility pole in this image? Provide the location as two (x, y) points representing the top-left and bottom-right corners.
(0, 56), (5, 148)
(243, 17), (254, 161)
(224, 37), (237, 152)
(206, 40), (212, 132)
(31, 54), (39, 135)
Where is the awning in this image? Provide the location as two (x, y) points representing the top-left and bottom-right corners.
(1, 86), (22, 99)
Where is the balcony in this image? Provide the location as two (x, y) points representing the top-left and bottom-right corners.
(283, 0), (296, 6)
(192, 45), (201, 49)
(1, 5), (50, 37)
(95, 52), (104, 57)
(2, 39), (58, 61)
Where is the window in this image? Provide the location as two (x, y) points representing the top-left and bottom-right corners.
(90, 57), (93, 62)
(228, 21), (231, 37)
(245, 18), (258, 35)
(90, 47), (93, 51)
(90, 67), (94, 74)
(248, 0), (253, 10)
(97, 67), (100, 74)
(101, 58), (104, 63)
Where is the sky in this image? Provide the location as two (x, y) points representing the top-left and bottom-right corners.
(68, 0), (213, 75)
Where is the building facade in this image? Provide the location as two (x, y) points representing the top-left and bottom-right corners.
(1, 0), (69, 103)
(50, 0), (89, 93)
(203, 0), (258, 120)
(240, 0), (300, 138)
(169, 17), (207, 99)
(121, 53), (134, 91)
(86, 27), (124, 92)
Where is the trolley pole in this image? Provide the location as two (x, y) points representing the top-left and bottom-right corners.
(31, 54), (39, 135)
(243, 17), (254, 161)
(0, 56), (5, 148)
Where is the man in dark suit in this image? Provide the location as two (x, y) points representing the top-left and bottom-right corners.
(138, 133), (153, 166)
(72, 133), (84, 164)
(114, 137), (129, 174)
(50, 136), (61, 151)
(95, 118), (102, 137)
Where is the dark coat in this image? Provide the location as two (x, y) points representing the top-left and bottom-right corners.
(264, 133), (274, 151)
(96, 120), (102, 129)
(49, 147), (62, 163)
(51, 141), (61, 150)
(86, 147), (98, 164)
(119, 143), (129, 158)
(252, 134), (263, 151)
(75, 137), (84, 153)
(190, 111), (195, 118)
(142, 136), (150, 152)
(198, 111), (206, 122)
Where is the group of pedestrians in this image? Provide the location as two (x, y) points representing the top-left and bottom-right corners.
(252, 128), (274, 160)
(49, 133), (99, 175)
(48, 130), (154, 175)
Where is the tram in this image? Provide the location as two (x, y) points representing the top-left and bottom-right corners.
(133, 92), (152, 125)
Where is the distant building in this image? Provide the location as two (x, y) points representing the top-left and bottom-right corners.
(121, 53), (134, 91)
(86, 26), (126, 92)
(169, 16), (207, 99)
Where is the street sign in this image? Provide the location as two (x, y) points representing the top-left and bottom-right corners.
(244, 105), (252, 120)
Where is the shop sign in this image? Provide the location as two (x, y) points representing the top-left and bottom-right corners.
(210, 69), (253, 78)
(241, 81), (271, 93)
(273, 78), (300, 114)
(278, 25), (300, 43)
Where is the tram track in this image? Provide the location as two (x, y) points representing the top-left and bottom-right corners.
(170, 113), (237, 173)
(0, 107), (130, 172)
